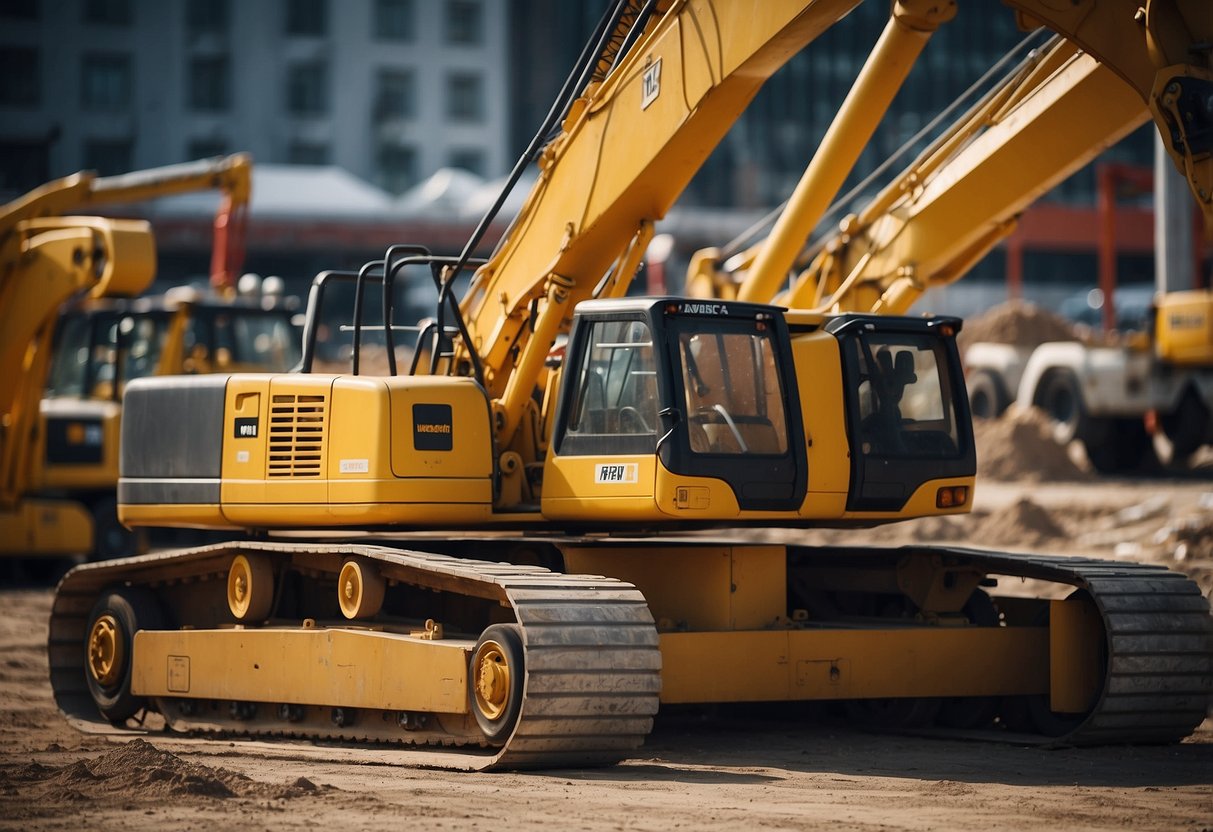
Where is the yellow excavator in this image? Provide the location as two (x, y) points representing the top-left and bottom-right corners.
(50, 1), (1212, 770)
(0, 154), (292, 564)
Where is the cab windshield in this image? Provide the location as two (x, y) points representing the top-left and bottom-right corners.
(677, 322), (789, 456)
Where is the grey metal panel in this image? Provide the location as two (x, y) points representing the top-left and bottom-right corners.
(121, 375), (228, 479)
(117, 479), (222, 505)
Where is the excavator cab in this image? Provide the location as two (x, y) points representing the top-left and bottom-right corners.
(544, 298), (806, 521)
(544, 299), (973, 525)
(825, 315), (975, 514)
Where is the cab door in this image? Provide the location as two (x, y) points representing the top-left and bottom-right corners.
(658, 305), (807, 512)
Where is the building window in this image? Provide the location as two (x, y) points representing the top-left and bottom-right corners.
(377, 143), (416, 194)
(286, 0), (326, 36)
(374, 0), (413, 41)
(187, 137), (227, 160)
(83, 0), (131, 25)
(446, 72), (482, 122)
(187, 0), (228, 34)
(0, 47), (39, 108)
(81, 53), (132, 112)
(373, 68), (414, 122)
(286, 61), (328, 115)
(0, 139), (49, 193)
(83, 138), (133, 176)
(0, 0), (38, 19)
(288, 140), (329, 165)
(188, 55), (229, 111)
(444, 0), (482, 45)
(448, 148), (484, 176)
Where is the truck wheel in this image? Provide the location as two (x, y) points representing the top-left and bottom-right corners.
(1159, 388), (1210, 465)
(84, 587), (165, 723)
(1037, 369), (1086, 444)
(469, 624), (525, 744)
(967, 370), (1008, 420)
(1084, 419), (1151, 474)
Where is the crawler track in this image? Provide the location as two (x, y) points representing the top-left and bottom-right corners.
(926, 546), (1213, 745)
(48, 542), (663, 771)
(48, 541), (1212, 768)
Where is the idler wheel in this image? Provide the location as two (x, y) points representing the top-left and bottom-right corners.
(85, 587), (165, 723)
(469, 624), (524, 744)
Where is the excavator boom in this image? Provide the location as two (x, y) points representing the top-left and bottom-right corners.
(726, 0), (1212, 311)
(0, 153), (253, 554)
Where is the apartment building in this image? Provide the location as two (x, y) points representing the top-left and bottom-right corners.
(0, 0), (508, 195)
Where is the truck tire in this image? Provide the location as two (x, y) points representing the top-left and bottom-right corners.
(1083, 418), (1151, 474)
(1036, 369), (1086, 444)
(967, 370), (1009, 419)
(1159, 388), (1210, 465)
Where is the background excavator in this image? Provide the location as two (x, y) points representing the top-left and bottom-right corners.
(1, 154), (298, 567)
(48, 0), (1212, 771)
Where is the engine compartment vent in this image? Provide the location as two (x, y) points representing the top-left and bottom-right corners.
(268, 393), (326, 477)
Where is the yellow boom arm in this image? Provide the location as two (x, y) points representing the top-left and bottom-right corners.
(727, 0), (1211, 313)
(0, 153), (250, 508)
(457, 0), (964, 447)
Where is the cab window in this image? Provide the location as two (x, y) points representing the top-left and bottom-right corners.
(850, 335), (959, 458)
(560, 319), (658, 455)
(678, 327), (788, 455)
(185, 310), (300, 373)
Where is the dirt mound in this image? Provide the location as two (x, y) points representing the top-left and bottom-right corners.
(18, 739), (330, 802)
(973, 406), (1091, 482)
(1164, 515), (1213, 562)
(973, 498), (1068, 549)
(959, 301), (1078, 349)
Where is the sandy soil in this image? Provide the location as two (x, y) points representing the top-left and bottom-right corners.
(2, 468), (1212, 831)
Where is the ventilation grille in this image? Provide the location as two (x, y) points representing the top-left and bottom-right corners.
(267, 393), (326, 477)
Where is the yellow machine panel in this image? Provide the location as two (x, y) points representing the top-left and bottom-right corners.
(0, 498), (93, 555)
(32, 399), (122, 491)
(1155, 290), (1213, 366)
(214, 374), (497, 527)
(788, 329), (853, 508)
(132, 627), (471, 715)
(658, 626), (1048, 703)
(542, 456), (662, 521)
(563, 545), (787, 631)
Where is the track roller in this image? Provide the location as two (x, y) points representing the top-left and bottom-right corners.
(337, 556), (386, 620)
(227, 553), (274, 621)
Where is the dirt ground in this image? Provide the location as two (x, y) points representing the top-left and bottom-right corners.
(2, 446), (1212, 830)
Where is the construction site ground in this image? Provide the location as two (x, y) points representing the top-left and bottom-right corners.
(2, 419), (1211, 831)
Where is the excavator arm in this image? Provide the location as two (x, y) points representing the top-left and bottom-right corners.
(0, 217), (154, 508)
(0, 153), (250, 511)
(788, 37), (1150, 314)
(458, 0), (958, 444)
(2, 153), (251, 293)
(724, 0), (1211, 313)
